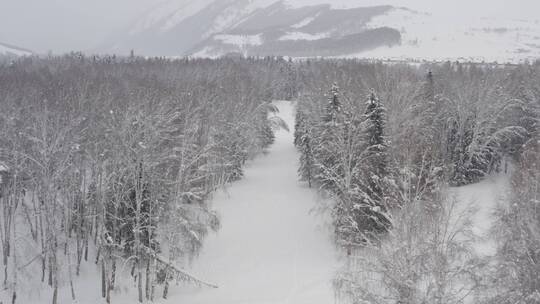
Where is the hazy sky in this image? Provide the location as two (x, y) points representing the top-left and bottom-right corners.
(1, 0), (540, 53)
(0, 0), (157, 52)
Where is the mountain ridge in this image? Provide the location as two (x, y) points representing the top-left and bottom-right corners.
(100, 0), (540, 62)
(104, 0), (400, 57)
(0, 41), (33, 57)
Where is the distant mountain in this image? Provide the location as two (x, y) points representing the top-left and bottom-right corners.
(191, 3), (400, 57)
(104, 0), (400, 57)
(103, 0), (540, 62)
(0, 41), (33, 57)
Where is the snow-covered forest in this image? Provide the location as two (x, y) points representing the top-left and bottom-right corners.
(295, 60), (540, 303)
(0, 55), (540, 304)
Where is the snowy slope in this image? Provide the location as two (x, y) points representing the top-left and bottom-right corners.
(0, 42), (32, 57)
(356, 7), (540, 63)
(107, 0), (540, 62)
(167, 100), (340, 304)
(106, 0), (398, 56)
(110, 0), (284, 56)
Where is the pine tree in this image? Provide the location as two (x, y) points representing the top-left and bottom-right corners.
(324, 83), (341, 123)
(298, 130), (314, 188)
(315, 84), (344, 192)
(365, 90), (388, 177)
(294, 110), (306, 147)
(351, 90), (391, 241)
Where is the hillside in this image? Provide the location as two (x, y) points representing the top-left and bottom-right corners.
(101, 0), (540, 62)
(105, 0), (400, 57)
(0, 41), (33, 57)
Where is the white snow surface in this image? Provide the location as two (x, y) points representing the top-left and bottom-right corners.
(291, 15), (320, 29)
(451, 172), (510, 257)
(168, 100), (340, 304)
(215, 34), (264, 46)
(279, 31), (330, 41)
(354, 6), (540, 63)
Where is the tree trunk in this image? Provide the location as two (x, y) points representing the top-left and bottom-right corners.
(52, 254), (58, 304)
(150, 258), (156, 301)
(84, 237), (89, 262)
(41, 255), (46, 283)
(95, 246), (101, 265)
(111, 259), (116, 290)
(101, 259), (106, 298)
(137, 269), (143, 303)
(39, 200), (45, 283)
(52, 286), (57, 304)
(47, 256), (53, 287)
(66, 226), (76, 301)
(145, 259), (150, 300)
(163, 280), (169, 299)
(106, 276), (111, 304)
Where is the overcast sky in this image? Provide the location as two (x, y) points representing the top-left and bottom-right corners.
(0, 0), (157, 52)
(1, 0), (540, 53)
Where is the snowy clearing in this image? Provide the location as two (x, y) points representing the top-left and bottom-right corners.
(451, 172), (510, 257)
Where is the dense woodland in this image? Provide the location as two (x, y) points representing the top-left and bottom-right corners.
(0, 55), (539, 303)
(294, 60), (540, 303)
(0, 55), (291, 303)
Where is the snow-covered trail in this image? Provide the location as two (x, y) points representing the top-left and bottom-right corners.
(452, 173), (510, 257)
(169, 100), (339, 304)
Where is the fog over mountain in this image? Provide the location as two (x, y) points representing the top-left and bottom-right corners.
(0, 41), (32, 57)
(0, 0), (154, 53)
(1, 0), (540, 61)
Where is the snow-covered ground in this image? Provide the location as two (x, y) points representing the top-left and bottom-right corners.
(279, 32), (330, 41)
(215, 34), (264, 46)
(356, 7), (540, 63)
(451, 172), (510, 257)
(168, 100), (340, 304)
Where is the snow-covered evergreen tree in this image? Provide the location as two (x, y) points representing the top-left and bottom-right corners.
(294, 109), (306, 147)
(298, 130), (314, 187)
(324, 83), (341, 123)
(349, 91), (391, 241)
